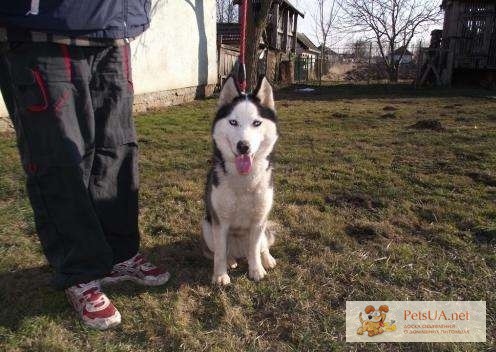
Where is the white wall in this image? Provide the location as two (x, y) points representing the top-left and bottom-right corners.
(0, 0), (217, 117)
(131, 0), (217, 95)
(0, 91), (7, 117)
(394, 54), (413, 65)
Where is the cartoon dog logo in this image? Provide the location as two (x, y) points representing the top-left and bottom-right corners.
(357, 305), (396, 336)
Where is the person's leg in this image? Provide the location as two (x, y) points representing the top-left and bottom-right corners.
(90, 44), (170, 287)
(0, 43), (17, 117)
(0, 42), (114, 289)
(88, 44), (140, 264)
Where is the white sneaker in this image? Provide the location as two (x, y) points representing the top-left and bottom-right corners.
(65, 280), (121, 330)
(100, 253), (170, 287)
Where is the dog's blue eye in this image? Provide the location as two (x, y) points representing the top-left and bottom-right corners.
(253, 120), (262, 127)
(229, 120), (238, 126)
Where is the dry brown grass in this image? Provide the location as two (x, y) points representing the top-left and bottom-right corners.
(0, 83), (495, 351)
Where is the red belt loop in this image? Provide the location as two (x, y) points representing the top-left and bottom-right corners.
(28, 69), (49, 112)
(59, 44), (73, 82)
(26, 163), (38, 174)
(122, 44), (133, 91)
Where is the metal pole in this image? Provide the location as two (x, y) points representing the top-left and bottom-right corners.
(238, 0), (248, 93)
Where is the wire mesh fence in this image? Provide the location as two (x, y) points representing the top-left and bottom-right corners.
(218, 41), (426, 88)
(295, 43), (424, 85)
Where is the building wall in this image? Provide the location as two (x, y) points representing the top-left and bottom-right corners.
(0, 0), (217, 117)
(394, 54), (413, 64)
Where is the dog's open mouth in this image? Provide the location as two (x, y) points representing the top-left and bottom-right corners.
(234, 154), (253, 174)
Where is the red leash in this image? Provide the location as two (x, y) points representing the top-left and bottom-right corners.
(239, 0), (248, 93)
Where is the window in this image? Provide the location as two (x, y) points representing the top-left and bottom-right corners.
(460, 3), (488, 55)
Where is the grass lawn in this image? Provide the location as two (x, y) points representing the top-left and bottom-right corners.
(0, 83), (495, 351)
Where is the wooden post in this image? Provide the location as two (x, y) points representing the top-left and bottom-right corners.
(272, 2), (279, 49)
(282, 6), (288, 52)
(292, 13), (298, 52)
(368, 42), (372, 84)
(484, 2), (495, 67)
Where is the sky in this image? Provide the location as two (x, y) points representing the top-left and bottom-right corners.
(289, 0), (445, 51)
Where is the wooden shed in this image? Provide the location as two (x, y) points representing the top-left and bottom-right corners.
(441, 0), (496, 85)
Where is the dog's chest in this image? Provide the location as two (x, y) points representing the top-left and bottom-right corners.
(212, 173), (272, 227)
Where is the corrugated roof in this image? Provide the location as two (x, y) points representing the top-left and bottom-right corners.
(281, 0), (305, 17)
(296, 33), (319, 52)
(233, 0), (304, 17)
(317, 45), (339, 56)
(393, 46), (413, 56)
(217, 23), (240, 44)
(440, 0), (491, 9)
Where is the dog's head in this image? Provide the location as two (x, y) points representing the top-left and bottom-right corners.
(364, 305), (389, 323)
(213, 76), (278, 175)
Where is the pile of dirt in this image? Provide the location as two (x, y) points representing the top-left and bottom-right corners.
(466, 172), (496, 186)
(383, 106), (398, 111)
(322, 63), (355, 81)
(409, 119), (445, 131)
(455, 116), (473, 122)
(343, 63), (386, 81)
(381, 113), (396, 119)
(325, 192), (385, 210)
(342, 62), (417, 82)
(443, 103), (463, 109)
(473, 226), (496, 244)
(345, 220), (392, 243)
(332, 112), (348, 118)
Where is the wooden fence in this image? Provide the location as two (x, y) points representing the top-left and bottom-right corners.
(217, 44), (239, 87)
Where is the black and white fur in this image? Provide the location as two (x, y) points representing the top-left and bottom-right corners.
(201, 76), (279, 285)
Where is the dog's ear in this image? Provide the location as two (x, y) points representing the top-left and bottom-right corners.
(218, 76), (241, 108)
(253, 76), (275, 111)
(364, 305), (375, 314)
(379, 305), (389, 313)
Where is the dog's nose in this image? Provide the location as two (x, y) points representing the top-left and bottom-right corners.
(237, 140), (250, 155)
(368, 315), (372, 320)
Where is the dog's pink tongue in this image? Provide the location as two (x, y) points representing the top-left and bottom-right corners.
(235, 155), (252, 174)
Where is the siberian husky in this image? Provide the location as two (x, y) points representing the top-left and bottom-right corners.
(201, 76), (279, 285)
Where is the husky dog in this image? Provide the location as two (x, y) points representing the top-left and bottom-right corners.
(201, 76), (279, 285)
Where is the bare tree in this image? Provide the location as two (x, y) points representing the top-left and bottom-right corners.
(244, 0), (273, 90)
(218, 0), (272, 89)
(349, 38), (370, 62)
(217, 0), (225, 22)
(342, 0), (441, 82)
(217, 0), (238, 23)
(312, 0), (342, 84)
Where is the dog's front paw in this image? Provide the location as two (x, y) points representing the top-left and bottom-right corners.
(212, 273), (231, 285)
(262, 252), (277, 269)
(249, 265), (267, 282)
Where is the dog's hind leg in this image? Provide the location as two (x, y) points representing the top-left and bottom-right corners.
(260, 233), (276, 270)
(201, 219), (214, 259)
(261, 225), (276, 270)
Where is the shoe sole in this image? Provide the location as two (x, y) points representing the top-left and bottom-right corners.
(100, 271), (171, 287)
